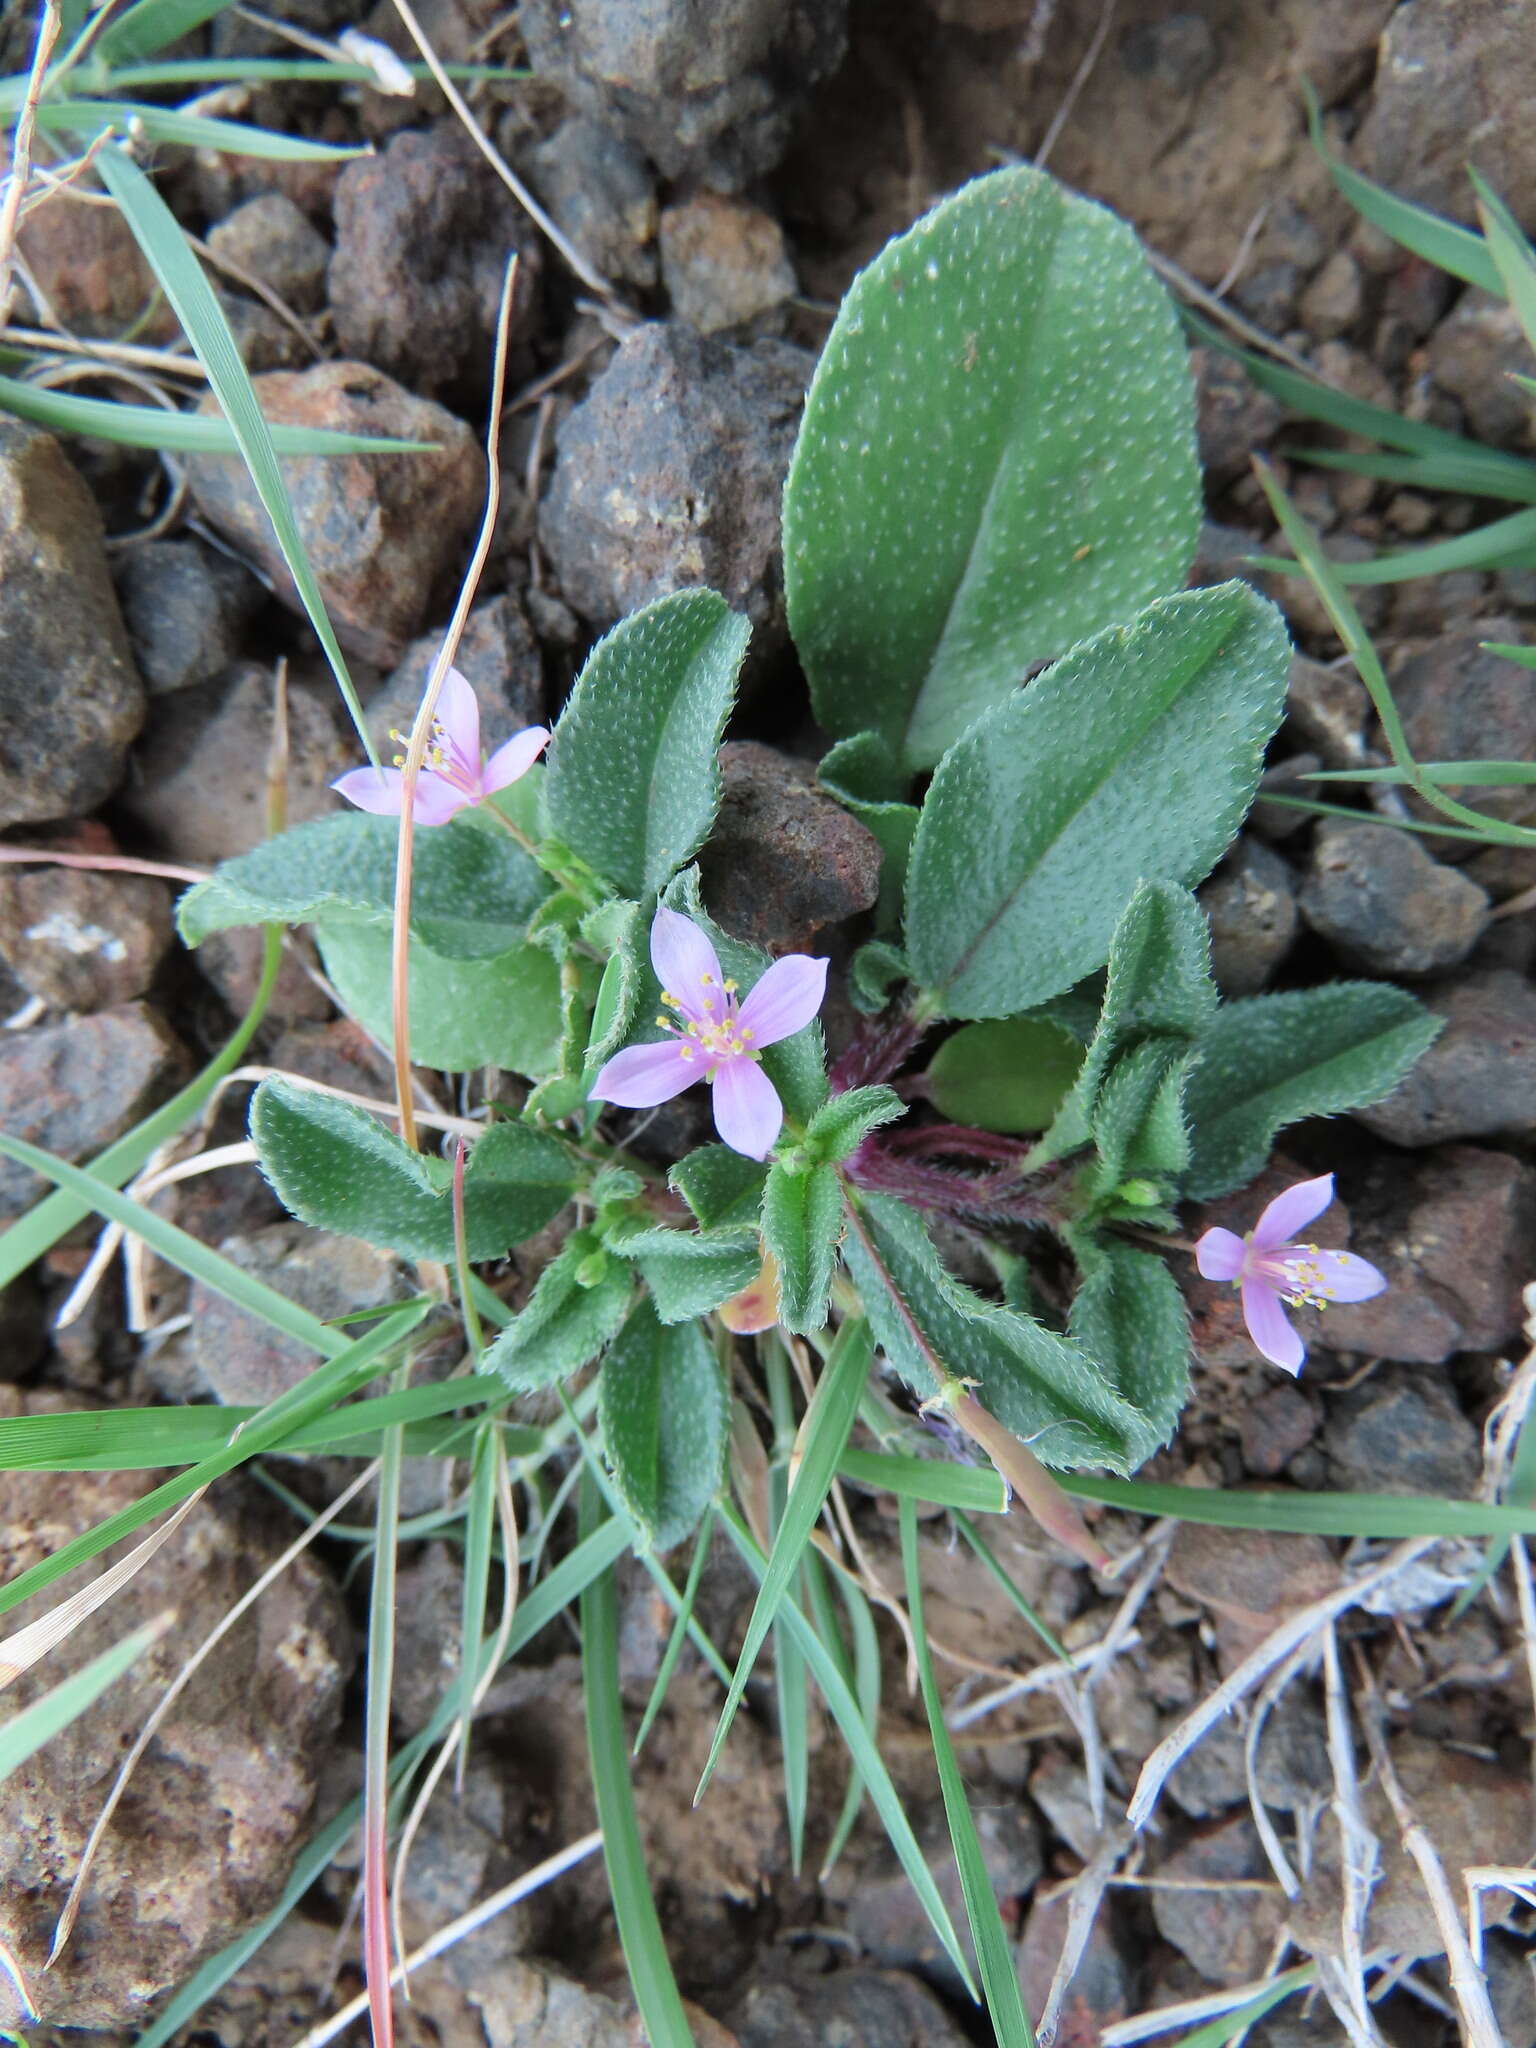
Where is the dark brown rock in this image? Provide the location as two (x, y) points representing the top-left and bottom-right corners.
(0, 1004), (187, 1218)
(1199, 837), (1297, 995)
(1285, 652), (1369, 767)
(185, 363), (483, 666)
(1353, 969), (1536, 1146)
(208, 191), (332, 313)
(1017, 1886), (1136, 2045)
(0, 424), (145, 829)
(699, 742), (881, 952)
(1387, 624), (1536, 845)
(0, 1393), (351, 2029)
(1428, 287), (1536, 448)
(660, 192), (796, 332)
(1191, 345), (1285, 489)
(1299, 819), (1490, 977)
(0, 866), (173, 1012)
(329, 124), (540, 400)
(1324, 1366), (1481, 1497)
(1149, 1814), (1287, 1986)
(1166, 1523), (1340, 1639)
(115, 536), (265, 697)
(726, 1965), (974, 2048)
(1239, 1381), (1318, 1477)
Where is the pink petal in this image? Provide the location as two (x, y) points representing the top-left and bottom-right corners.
(589, 1039), (699, 1109)
(1251, 1174), (1335, 1252)
(432, 667), (481, 781)
(482, 725), (550, 793)
(711, 1058), (783, 1160)
(1240, 1277), (1306, 1374)
(737, 954), (829, 1049)
(407, 772), (473, 825)
(1194, 1226), (1247, 1283)
(333, 765), (406, 816)
(1293, 1247), (1387, 1306)
(650, 908), (724, 1026)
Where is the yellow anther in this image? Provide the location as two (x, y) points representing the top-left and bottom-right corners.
(723, 978), (738, 993)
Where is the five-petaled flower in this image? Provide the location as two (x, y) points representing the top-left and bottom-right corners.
(1195, 1172), (1386, 1375)
(332, 668), (549, 826)
(588, 908), (827, 1161)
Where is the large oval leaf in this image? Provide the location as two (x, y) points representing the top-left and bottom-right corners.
(784, 164), (1199, 772)
(597, 1296), (727, 1551)
(904, 582), (1290, 1019)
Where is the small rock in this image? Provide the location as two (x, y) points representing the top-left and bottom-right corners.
(1386, 625), (1536, 844)
(726, 1965), (974, 2048)
(1363, 0), (1536, 225)
(1165, 1686), (1329, 1820)
(0, 1391), (350, 2030)
(1323, 1146), (1536, 1362)
(660, 192), (797, 333)
(0, 1004), (187, 1218)
(1017, 1886), (1136, 2045)
(1299, 818), (1491, 977)
(517, 0), (849, 190)
(329, 124), (540, 401)
(1427, 287), (1535, 448)
(0, 424), (145, 829)
(186, 362), (483, 667)
(16, 195), (167, 339)
(0, 866), (173, 1012)
(115, 537), (265, 696)
(190, 1221), (414, 1406)
(196, 926), (332, 1029)
(1231, 261), (1301, 332)
(1190, 347), (1286, 491)
(1028, 1753), (1101, 1861)
(1166, 1523), (1341, 1639)
(1299, 250), (1364, 340)
(1324, 1366), (1481, 1497)
(1198, 838), (1297, 995)
(540, 323), (810, 640)
(215, 284), (311, 371)
(1354, 969), (1536, 1147)
(1239, 1381), (1318, 1478)
(526, 117), (658, 288)
(1150, 1814), (1287, 1987)
(363, 593), (545, 761)
(207, 191), (331, 313)
(390, 1541), (464, 1735)
(119, 663), (350, 868)
(1285, 652), (1369, 767)
(698, 742), (881, 952)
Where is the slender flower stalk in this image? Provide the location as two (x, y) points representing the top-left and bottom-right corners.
(332, 668), (549, 826)
(1195, 1172), (1385, 1374)
(589, 909), (827, 1160)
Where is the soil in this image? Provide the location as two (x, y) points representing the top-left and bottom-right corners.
(4, 2), (1536, 2044)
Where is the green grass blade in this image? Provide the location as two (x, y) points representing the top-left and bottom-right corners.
(763, 1338), (808, 1871)
(633, 1506), (715, 1756)
(837, 1447), (1008, 1514)
(1286, 442), (1536, 503)
(0, 1616), (168, 1783)
(1483, 638), (1536, 669)
(1471, 170), (1536, 358)
(952, 1512), (1070, 1663)
(1057, 1472), (1536, 1539)
(1256, 506), (1536, 584)
(0, 371), (424, 455)
(696, 1318), (871, 1803)
(1306, 759), (1536, 787)
(819, 1558), (879, 1876)
(42, 100), (367, 159)
(94, 0), (265, 65)
(93, 143), (373, 755)
(1259, 792), (1514, 844)
(101, 57), (511, 87)
(579, 1473), (697, 2048)
(0, 1302), (428, 1620)
(1166, 1965), (1315, 2047)
(720, 1499), (976, 1995)
(455, 1418), (499, 1752)
(900, 1498), (1035, 2045)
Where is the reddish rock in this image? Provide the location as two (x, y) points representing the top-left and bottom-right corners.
(1239, 1381), (1318, 1477)
(699, 742), (882, 952)
(1166, 1523), (1341, 1639)
(0, 866), (173, 1012)
(1354, 970), (1536, 1147)
(660, 192), (797, 332)
(1150, 1814), (1288, 1987)
(16, 197), (170, 339)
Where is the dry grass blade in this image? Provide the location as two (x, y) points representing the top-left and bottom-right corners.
(47, 1461), (380, 1966)
(1037, 1829), (1129, 2045)
(0, 0), (62, 321)
(1320, 1623), (1378, 2046)
(946, 1626), (1146, 1731)
(0, 846), (208, 883)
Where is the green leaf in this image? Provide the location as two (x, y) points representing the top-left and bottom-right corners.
(0, 370), (424, 456)
(785, 164), (1199, 771)
(837, 1447), (1008, 1515)
(180, 812), (548, 958)
(597, 1297), (727, 1551)
(1471, 169), (1536, 358)
(817, 732), (919, 921)
(1087, 1039), (1193, 1192)
(250, 1080), (577, 1260)
(485, 1242), (634, 1394)
(314, 919), (567, 1076)
(44, 100), (367, 160)
(669, 1145), (770, 1229)
(0, 1619), (170, 1787)
(581, 898), (647, 1077)
(848, 938), (911, 1015)
(802, 1084), (906, 1164)
(842, 1194), (1154, 1472)
(927, 1017), (1085, 1134)
(544, 589), (747, 899)
(92, 143), (371, 754)
(1183, 983), (1442, 1200)
(904, 584), (1290, 1019)
(613, 1224), (761, 1323)
(1068, 1234), (1189, 1451)
(94, 0), (262, 63)
(760, 1160), (842, 1334)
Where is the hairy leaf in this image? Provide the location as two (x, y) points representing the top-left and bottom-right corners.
(598, 1297), (727, 1551)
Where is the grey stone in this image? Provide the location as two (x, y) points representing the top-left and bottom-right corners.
(1386, 624), (1536, 845)
(540, 323), (810, 640)
(517, 0), (848, 190)
(1324, 1366), (1480, 1498)
(1354, 968), (1536, 1146)
(526, 117), (658, 288)
(1191, 346), (1286, 490)
(0, 424), (145, 828)
(0, 1393), (350, 2030)
(1299, 819), (1490, 977)
(1199, 837), (1297, 995)
(1150, 1814), (1287, 1987)
(0, 1004), (187, 1218)
(116, 536), (264, 696)
(1285, 652), (1369, 767)
(207, 191), (331, 312)
(727, 1966), (974, 2048)
(660, 192), (796, 332)
(1484, 1930), (1536, 2048)
(1239, 1381), (1318, 1478)
(0, 866), (173, 1012)
(1299, 250), (1364, 340)
(1017, 1885), (1136, 2044)
(1166, 1689), (1328, 1819)
(1428, 287), (1535, 448)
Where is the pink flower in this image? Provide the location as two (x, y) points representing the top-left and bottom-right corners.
(589, 909), (828, 1161)
(332, 668), (549, 826)
(1195, 1173), (1386, 1375)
